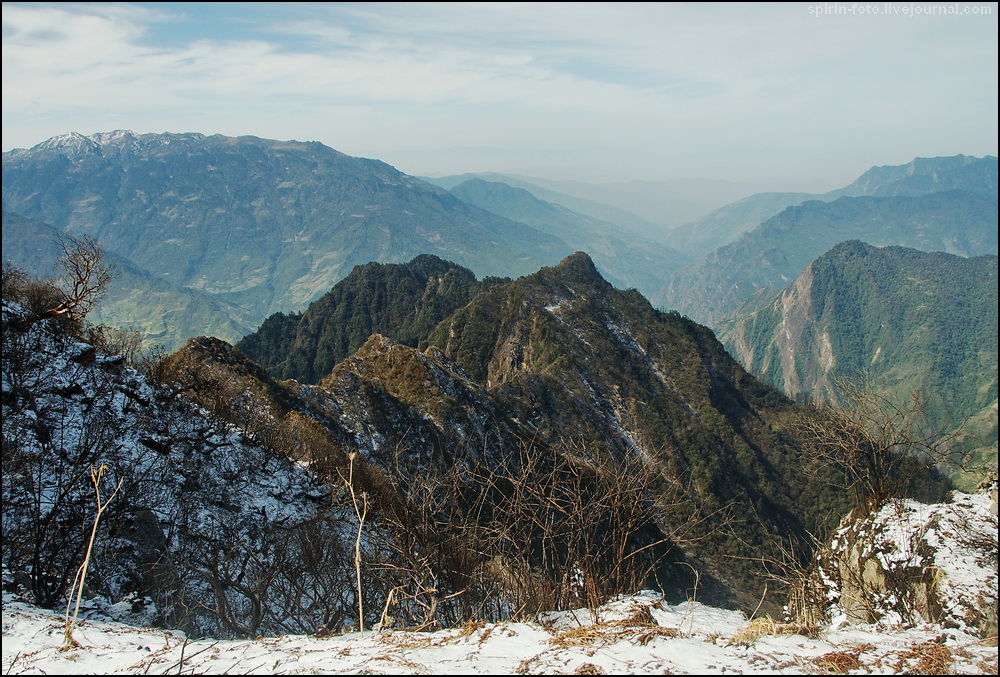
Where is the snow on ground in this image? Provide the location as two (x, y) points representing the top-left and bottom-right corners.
(4, 590), (996, 674)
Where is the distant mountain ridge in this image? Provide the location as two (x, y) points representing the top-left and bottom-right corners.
(833, 154), (999, 200)
(2, 130), (574, 348)
(667, 154), (998, 258)
(656, 184), (998, 324)
(421, 172), (669, 239)
(446, 178), (691, 296)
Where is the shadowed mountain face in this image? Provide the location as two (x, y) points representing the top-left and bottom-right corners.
(236, 251), (881, 609)
(717, 241), (998, 488)
(236, 255), (506, 384)
(2, 131), (574, 347)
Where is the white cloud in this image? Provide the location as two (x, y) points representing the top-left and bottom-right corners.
(2, 2), (996, 184)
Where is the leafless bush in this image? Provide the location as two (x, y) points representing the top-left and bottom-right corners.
(8, 235), (112, 332)
(358, 437), (680, 630)
(2, 262), (63, 318)
(796, 375), (956, 512)
(470, 439), (676, 618)
(87, 323), (140, 360)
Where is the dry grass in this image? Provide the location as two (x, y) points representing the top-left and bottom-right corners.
(894, 640), (953, 675)
(376, 618), (488, 650)
(377, 631), (437, 650)
(516, 654), (543, 674)
(572, 662), (604, 675)
(620, 604), (657, 626)
(976, 659), (998, 675)
(728, 616), (823, 646)
(812, 650), (863, 673)
(453, 618), (486, 640)
(549, 614), (681, 649)
(551, 624), (614, 648)
(371, 653), (431, 673)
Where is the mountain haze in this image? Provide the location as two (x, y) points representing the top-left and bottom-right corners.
(422, 172), (666, 238)
(446, 178), (691, 296)
(428, 173), (769, 235)
(667, 154), (998, 258)
(657, 189), (998, 324)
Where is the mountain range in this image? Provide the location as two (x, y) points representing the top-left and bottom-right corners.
(666, 153), (999, 258)
(3, 128), (993, 643)
(4, 132), (996, 356)
(1, 131), (573, 348)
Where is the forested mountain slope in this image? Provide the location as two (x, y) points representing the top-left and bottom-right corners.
(717, 241), (998, 486)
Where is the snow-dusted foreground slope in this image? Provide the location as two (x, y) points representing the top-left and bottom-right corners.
(3, 590), (997, 674)
(805, 488), (998, 638)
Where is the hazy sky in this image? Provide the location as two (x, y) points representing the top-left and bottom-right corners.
(2, 2), (997, 189)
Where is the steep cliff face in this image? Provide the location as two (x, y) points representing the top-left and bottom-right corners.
(722, 263), (838, 404)
(718, 241), (999, 486)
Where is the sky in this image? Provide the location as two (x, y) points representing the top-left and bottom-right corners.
(2, 2), (997, 189)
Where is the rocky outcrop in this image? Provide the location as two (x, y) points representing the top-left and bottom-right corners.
(792, 482), (998, 638)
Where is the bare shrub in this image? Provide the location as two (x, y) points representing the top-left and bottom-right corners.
(470, 439), (676, 618)
(796, 375), (956, 512)
(11, 235), (112, 332)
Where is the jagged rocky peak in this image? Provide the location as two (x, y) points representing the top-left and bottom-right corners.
(332, 333), (476, 393)
(158, 334), (288, 407)
(89, 129), (141, 146)
(538, 251), (610, 290)
(353, 332), (398, 358)
(23, 129), (214, 159)
(176, 334), (254, 367)
(32, 131), (102, 155)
